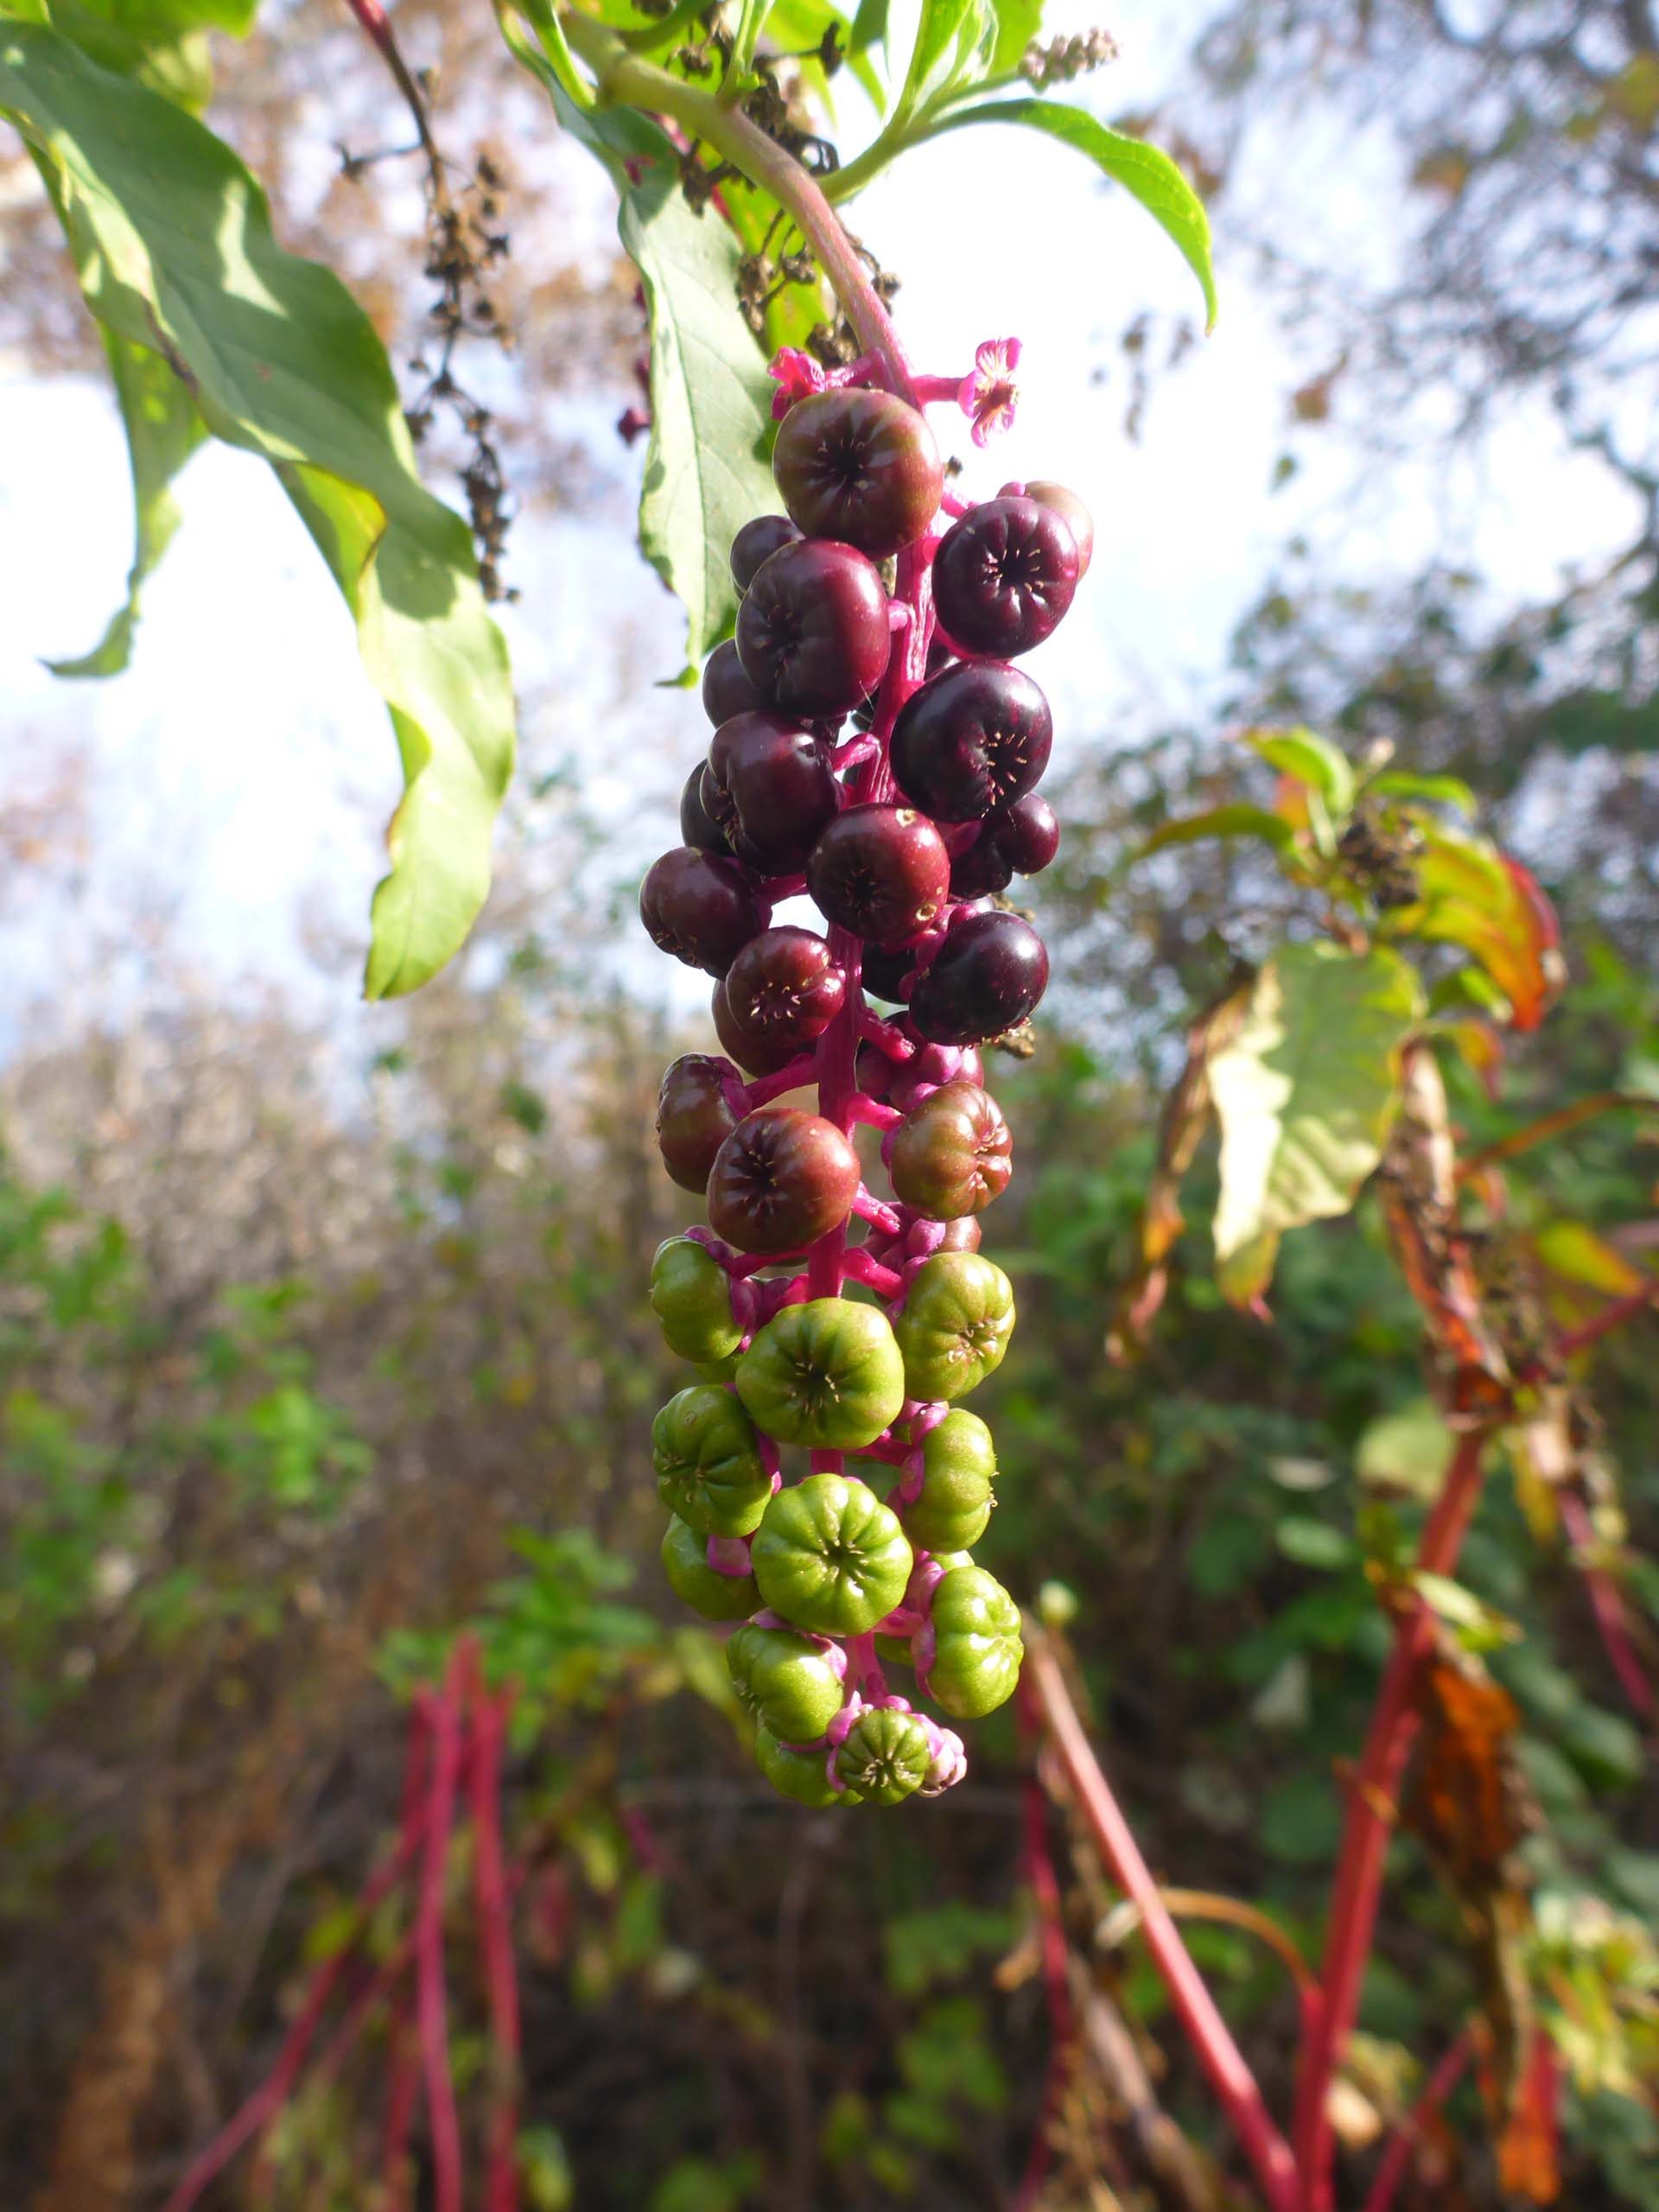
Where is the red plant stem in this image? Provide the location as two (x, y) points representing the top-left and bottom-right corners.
(466, 1651), (524, 2212)
(1013, 1692), (1076, 2212)
(1360, 2031), (1471, 2212)
(160, 1706), (432, 2212)
(1559, 1488), (1656, 1725)
(417, 1657), (467, 2212)
(1555, 1282), (1659, 1360)
(1291, 1427), (1491, 2210)
(1022, 1635), (1300, 2212)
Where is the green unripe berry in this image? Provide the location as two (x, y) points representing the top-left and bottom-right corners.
(922, 1565), (1023, 1717)
(652, 1385), (772, 1536)
(650, 1236), (743, 1364)
(659, 1515), (760, 1621)
(751, 1473), (913, 1636)
(727, 1622), (846, 1742)
(893, 1253), (1015, 1402)
(834, 1707), (931, 1805)
(755, 1724), (861, 1807)
(900, 1408), (996, 1552)
(736, 1297), (906, 1450)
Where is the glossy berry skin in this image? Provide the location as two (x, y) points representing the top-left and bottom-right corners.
(751, 1472), (913, 1636)
(711, 977), (800, 1077)
(900, 1408), (996, 1554)
(706, 1105), (860, 1255)
(652, 1384), (772, 1536)
(649, 1236), (742, 1363)
(723, 926), (846, 1055)
(702, 712), (838, 874)
(887, 1039), (983, 1112)
(640, 848), (765, 976)
(889, 660), (1052, 823)
(756, 1724), (858, 1807)
(948, 791), (1060, 896)
(736, 538), (892, 719)
(908, 911), (1049, 1045)
(701, 638), (766, 727)
(656, 1053), (741, 1194)
(889, 1081), (1013, 1220)
(660, 1516), (760, 1621)
(680, 765), (731, 856)
(728, 1622), (846, 1744)
(806, 804), (950, 947)
(772, 388), (944, 558)
(729, 512), (802, 593)
(860, 943), (918, 1004)
(834, 1707), (931, 1804)
(1007, 478), (1094, 575)
(894, 1251), (1016, 1401)
(735, 1299), (906, 1449)
(933, 497), (1078, 658)
(919, 1566), (1024, 1718)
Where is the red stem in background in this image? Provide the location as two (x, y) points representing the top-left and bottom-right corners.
(1555, 1282), (1659, 1361)
(1023, 1635), (1301, 2212)
(417, 1659), (467, 2212)
(1360, 2031), (1471, 2212)
(1290, 1428), (1491, 2210)
(1559, 1488), (1656, 1726)
(465, 1649), (524, 2212)
(1013, 1694), (1075, 2212)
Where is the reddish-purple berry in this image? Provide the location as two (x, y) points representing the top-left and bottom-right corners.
(712, 977), (800, 1076)
(772, 388), (944, 557)
(807, 804), (950, 946)
(640, 849), (765, 976)
(950, 792), (1060, 895)
(707, 1107), (861, 1254)
(657, 1054), (742, 1192)
(736, 539), (892, 719)
(1005, 479), (1094, 575)
(908, 911), (1049, 1044)
(730, 513), (803, 593)
(702, 638), (766, 726)
(702, 711), (839, 874)
(724, 926), (846, 1054)
(932, 496), (1078, 658)
(890, 660), (1052, 823)
(680, 764), (731, 855)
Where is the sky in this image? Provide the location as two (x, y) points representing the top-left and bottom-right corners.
(0, 0), (1642, 1053)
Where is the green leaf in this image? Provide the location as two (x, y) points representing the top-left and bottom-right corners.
(0, 23), (515, 997)
(894, 0), (989, 124)
(1391, 823), (1563, 1033)
(988, 0), (1039, 74)
(1276, 1516), (1357, 1571)
(1209, 941), (1425, 1305)
(1356, 1398), (1452, 1500)
(1139, 802), (1296, 858)
(1241, 725), (1356, 819)
(47, 332), (207, 677)
(620, 167), (779, 667)
(1410, 1571), (1519, 1652)
(931, 98), (1217, 330)
(1367, 768), (1476, 814)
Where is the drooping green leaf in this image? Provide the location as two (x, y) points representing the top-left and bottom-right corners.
(620, 166), (779, 667)
(0, 22), (515, 996)
(1139, 802), (1297, 858)
(988, 0), (1040, 74)
(1242, 724), (1356, 819)
(1209, 940), (1425, 1305)
(930, 97), (1217, 329)
(47, 332), (208, 677)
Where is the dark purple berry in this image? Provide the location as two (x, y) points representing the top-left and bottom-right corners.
(772, 388), (944, 557)
(861, 943), (918, 1003)
(702, 638), (766, 726)
(806, 805), (950, 946)
(1005, 479), (1094, 575)
(707, 1107), (861, 1254)
(724, 926), (846, 1055)
(681, 764), (731, 855)
(713, 977), (799, 1076)
(932, 496), (1078, 658)
(657, 1053), (742, 1192)
(730, 514), (803, 593)
(908, 912), (1049, 1045)
(736, 539), (892, 719)
(889, 660), (1052, 823)
(639, 849), (764, 976)
(949, 792), (1060, 895)
(702, 712), (838, 874)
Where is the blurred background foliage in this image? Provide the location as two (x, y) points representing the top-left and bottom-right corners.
(3, 0), (1658, 2207)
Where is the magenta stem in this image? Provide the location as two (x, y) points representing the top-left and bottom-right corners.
(417, 1656), (466, 2212)
(463, 1648), (523, 2212)
(1559, 1487), (1656, 1726)
(1360, 2031), (1471, 2212)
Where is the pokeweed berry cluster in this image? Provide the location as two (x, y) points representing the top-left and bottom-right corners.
(639, 346), (1090, 1808)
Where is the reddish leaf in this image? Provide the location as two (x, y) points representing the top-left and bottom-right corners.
(1395, 823), (1565, 1033)
(1495, 2029), (1561, 2204)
